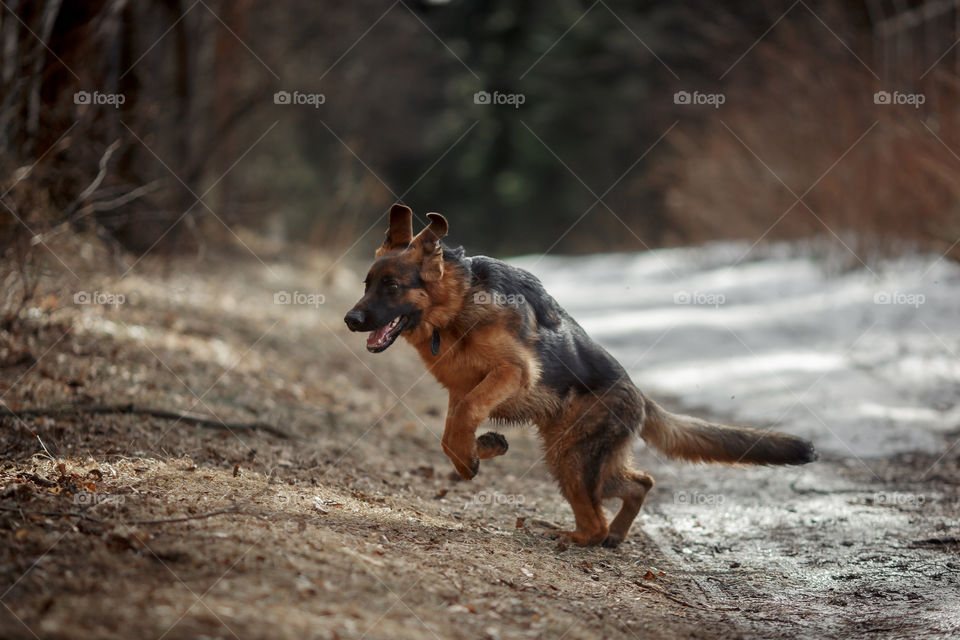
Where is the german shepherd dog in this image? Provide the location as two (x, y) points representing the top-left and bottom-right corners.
(345, 204), (817, 547)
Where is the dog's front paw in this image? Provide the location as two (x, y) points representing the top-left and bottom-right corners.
(476, 431), (509, 459)
(452, 455), (479, 480)
(442, 435), (479, 480)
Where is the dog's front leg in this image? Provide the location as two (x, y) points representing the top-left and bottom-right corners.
(442, 364), (522, 480)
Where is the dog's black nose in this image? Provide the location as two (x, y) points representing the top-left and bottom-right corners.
(344, 309), (366, 331)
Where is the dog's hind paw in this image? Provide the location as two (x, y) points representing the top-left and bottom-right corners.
(476, 431), (509, 459)
(601, 534), (624, 548)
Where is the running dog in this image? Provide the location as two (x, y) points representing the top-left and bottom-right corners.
(344, 204), (817, 547)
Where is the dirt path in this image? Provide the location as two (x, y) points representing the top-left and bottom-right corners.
(638, 449), (960, 639)
(1, 250), (958, 639)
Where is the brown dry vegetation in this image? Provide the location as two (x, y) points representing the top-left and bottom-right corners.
(650, 18), (960, 262)
(0, 233), (737, 640)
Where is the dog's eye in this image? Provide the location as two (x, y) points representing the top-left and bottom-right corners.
(385, 281), (399, 293)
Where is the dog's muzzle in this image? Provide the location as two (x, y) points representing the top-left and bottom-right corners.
(344, 309), (366, 331)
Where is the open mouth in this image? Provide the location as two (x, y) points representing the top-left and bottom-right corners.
(366, 315), (407, 353)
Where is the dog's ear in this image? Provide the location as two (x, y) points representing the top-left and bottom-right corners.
(376, 204), (413, 257)
(413, 213), (448, 246)
(412, 213), (448, 282)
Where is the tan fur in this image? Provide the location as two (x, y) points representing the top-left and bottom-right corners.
(367, 220), (660, 545)
(642, 400), (814, 466)
(350, 206), (816, 547)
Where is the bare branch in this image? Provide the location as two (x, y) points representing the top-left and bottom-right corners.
(0, 403), (291, 440)
(62, 138), (123, 219)
(0, 504), (247, 525)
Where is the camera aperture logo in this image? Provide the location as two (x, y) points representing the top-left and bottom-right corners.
(473, 291), (525, 307)
(274, 90), (325, 108)
(74, 90), (126, 108)
(74, 290), (125, 306)
(873, 90), (925, 108)
(474, 90), (525, 109)
(674, 90), (725, 109)
(274, 290), (326, 308)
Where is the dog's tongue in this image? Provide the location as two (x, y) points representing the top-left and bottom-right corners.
(367, 325), (392, 348)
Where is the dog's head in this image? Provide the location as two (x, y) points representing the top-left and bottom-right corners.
(344, 204), (449, 353)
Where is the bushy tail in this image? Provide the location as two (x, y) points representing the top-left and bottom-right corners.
(640, 400), (817, 465)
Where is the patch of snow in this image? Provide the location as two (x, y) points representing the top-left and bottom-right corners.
(511, 243), (960, 457)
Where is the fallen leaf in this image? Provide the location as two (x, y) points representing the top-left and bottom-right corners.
(414, 466), (435, 479)
(447, 604), (471, 614)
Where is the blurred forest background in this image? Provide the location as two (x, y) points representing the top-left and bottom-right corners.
(3, 0), (960, 273)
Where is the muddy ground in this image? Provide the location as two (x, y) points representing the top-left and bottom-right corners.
(1, 244), (958, 640)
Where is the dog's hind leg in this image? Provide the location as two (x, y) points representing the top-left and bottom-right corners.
(601, 470), (654, 548)
(553, 473), (610, 546)
(542, 381), (645, 546)
(544, 421), (615, 546)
